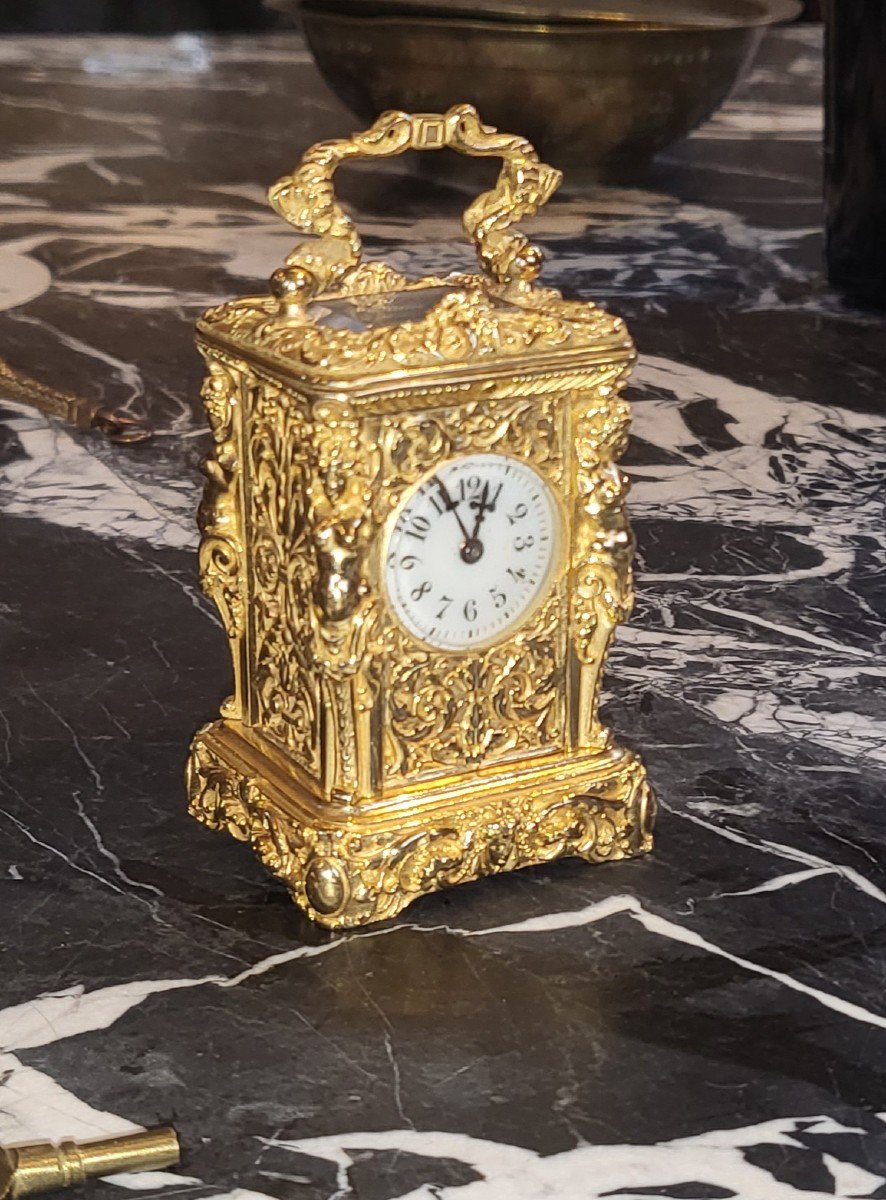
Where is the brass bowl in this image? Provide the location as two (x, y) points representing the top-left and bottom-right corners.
(299, 0), (801, 180)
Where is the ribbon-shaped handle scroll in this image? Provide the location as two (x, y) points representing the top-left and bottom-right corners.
(267, 104), (562, 312)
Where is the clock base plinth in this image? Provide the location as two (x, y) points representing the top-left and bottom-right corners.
(186, 720), (655, 930)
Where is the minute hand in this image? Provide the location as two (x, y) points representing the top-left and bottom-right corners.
(431, 475), (471, 541)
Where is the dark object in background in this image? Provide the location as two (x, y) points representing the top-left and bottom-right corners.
(824, 0), (886, 307)
(299, 0), (800, 181)
(0, 0), (284, 31)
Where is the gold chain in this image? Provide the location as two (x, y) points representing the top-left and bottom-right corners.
(0, 356), (152, 444)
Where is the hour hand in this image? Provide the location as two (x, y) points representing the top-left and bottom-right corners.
(469, 481), (499, 539)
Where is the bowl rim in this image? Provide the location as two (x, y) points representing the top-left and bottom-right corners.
(300, 0), (803, 31)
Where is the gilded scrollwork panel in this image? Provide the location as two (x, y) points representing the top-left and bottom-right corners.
(242, 385), (386, 799)
(196, 356), (248, 718)
(303, 399), (381, 799)
(570, 369), (637, 749)
(243, 378), (320, 776)
(378, 393), (566, 783)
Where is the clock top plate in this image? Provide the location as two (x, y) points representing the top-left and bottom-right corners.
(196, 268), (634, 396)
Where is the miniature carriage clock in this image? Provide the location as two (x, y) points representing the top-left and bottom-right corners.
(186, 105), (655, 928)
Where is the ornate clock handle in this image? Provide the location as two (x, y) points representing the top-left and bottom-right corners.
(267, 104), (563, 314)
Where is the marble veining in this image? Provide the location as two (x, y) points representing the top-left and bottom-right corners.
(2, 24), (886, 1200)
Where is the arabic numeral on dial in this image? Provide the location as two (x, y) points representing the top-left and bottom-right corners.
(405, 514), (431, 541)
(489, 587), (507, 609)
(410, 581), (432, 600)
(459, 475), (482, 501)
(513, 535), (535, 552)
(506, 503), (528, 525)
(507, 567), (527, 582)
(463, 598), (478, 621)
(436, 594), (453, 619)
(399, 554), (419, 570)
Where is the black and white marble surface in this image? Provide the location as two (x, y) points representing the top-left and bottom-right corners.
(2, 25), (886, 1200)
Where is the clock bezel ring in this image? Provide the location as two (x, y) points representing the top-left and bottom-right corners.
(375, 449), (567, 656)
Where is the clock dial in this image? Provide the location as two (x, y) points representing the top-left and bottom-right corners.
(384, 453), (561, 651)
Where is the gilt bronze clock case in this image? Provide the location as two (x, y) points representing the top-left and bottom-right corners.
(186, 105), (655, 928)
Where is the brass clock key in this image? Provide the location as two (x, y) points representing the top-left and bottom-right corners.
(0, 1129), (180, 1199)
(186, 104), (656, 928)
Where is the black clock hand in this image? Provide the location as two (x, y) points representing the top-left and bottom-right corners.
(460, 480), (497, 565)
(431, 475), (472, 542)
(469, 482), (488, 542)
(469, 480), (501, 541)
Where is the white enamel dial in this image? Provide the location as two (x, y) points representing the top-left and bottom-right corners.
(384, 453), (561, 651)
